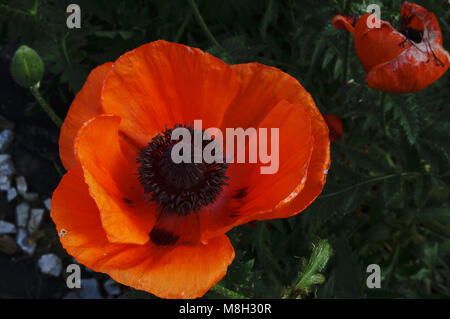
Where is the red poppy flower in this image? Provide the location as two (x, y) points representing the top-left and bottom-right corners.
(332, 2), (450, 93)
(324, 114), (343, 142)
(51, 40), (330, 298)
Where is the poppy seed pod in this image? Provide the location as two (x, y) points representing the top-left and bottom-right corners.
(332, 2), (450, 93)
(10, 45), (44, 88)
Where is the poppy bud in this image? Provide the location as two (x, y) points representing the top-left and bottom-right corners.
(10, 45), (44, 88)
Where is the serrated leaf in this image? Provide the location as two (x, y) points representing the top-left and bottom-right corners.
(321, 50), (335, 69)
(393, 99), (419, 145)
(334, 144), (392, 174)
(333, 58), (343, 80)
(340, 186), (366, 214)
(383, 175), (400, 204)
(305, 36), (327, 83)
(414, 175), (432, 208)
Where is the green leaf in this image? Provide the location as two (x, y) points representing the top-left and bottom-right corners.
(334, 144), (392, 174)
(414, 175), (432, 208)
(321, 50), (335, 69)
(294, 239), (332, 292)
(333, 58), (343, 80)
(393, 97), (419, 145)
(417, 207), (450, 223)
(410, 268), (432, 281)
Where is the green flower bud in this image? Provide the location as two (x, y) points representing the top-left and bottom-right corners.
(10, 45), (44, 88)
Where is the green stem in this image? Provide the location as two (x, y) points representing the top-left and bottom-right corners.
(210, 284), (247, 299)
(379, 92), (392, 138)
(30, 0), (38, 15)
(422, 221), (450, 239)
(319, 172), (422, 199)
(188, 0), (224, 51)
(30, 84), (63, 127)
(0, 4), (34, 17)
(174, 9), (193, 42)
(371, 144), (397, 169)
(342, 32), (351, 82)
(53, 160), (64, 177)
(62, 31), (71, 66)
(342, 0), (352, 82)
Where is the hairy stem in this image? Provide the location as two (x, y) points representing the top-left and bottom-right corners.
(30, 84), (63, 127)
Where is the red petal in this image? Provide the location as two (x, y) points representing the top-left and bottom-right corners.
(59, 63), (112, 170)
(51, 166), (235, 299)
(354, 14), (410, 72)
(366, 43), (450, 93)
(101, 40), (239, 148)
(331, 15), (355, 34)
(74, 115), (156, 245)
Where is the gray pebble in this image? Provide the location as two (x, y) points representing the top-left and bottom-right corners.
(0, 175), (10, 191)
(43, 197), (51, 211)
(15, 176), (27, 196)
(79, 278), (102, 299)
(7, 187), (18, 202)
(0, 154), (15, 177)
(15, 202), (30, 228)
(28, 208), (45, 232)
(103, 278), (121, 296)
(0, 129), (14, 152)
(0, 220), (17, 234)
(23, 192), (39, 202)
(38, 253), (63, 277)
(16, 228), (36, 255)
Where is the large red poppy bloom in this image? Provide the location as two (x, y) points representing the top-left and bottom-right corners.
(332, 2), (450, 93)
(52, 40), (330, 299)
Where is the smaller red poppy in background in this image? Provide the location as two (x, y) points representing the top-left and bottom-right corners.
(332, 2), (450, 93)
(324, 114), (343, 142)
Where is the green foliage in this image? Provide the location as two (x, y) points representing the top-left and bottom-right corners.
(283, 239), (333, 298)
(1, 0), (449, 298)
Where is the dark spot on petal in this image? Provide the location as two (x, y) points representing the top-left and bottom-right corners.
(232, 187), (248, 200)
(149, 228), (179, 246)
(123, 198), (133, 204)
(230, 211), (240, 218)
